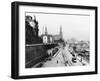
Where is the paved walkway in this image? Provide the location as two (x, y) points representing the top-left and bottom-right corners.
(34, 45), (89, 67)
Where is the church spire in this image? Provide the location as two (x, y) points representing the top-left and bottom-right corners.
(45, 26), (48, 35)
(60, 25), (63, 39)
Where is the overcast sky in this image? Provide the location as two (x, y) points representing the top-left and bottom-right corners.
(26, 12), (90, 41)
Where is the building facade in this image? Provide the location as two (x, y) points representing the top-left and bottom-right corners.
(41, 26), (63, 44)
(41, 27), (54, 44)
(25, 15), (42, 44)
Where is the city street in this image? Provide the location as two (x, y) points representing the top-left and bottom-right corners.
(34, 44), (89, 68)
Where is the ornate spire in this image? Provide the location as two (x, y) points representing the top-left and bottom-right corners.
(45, 26), (48, 35)
(60, 25), (63, 39)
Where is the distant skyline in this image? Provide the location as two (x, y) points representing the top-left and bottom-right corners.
(26, 12), (90, 41)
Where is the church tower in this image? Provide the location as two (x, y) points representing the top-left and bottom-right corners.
(45, 26), (48, 35)
(42, 26), (48, 43)
(59, 25), (63, 39)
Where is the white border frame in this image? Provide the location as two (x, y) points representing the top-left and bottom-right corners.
(19, 5), (95, 76)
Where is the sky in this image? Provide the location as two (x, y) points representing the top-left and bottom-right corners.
(26, 12), (90, 41)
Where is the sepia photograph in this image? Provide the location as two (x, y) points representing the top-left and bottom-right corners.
(25, 12), (90, 68)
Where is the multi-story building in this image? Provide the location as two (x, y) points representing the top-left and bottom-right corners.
(25, 15), (42, 44)
(41, 26), (63, 44)
(41, 27), (54, 44)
